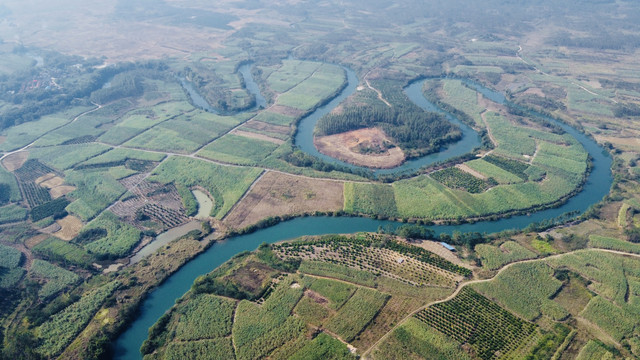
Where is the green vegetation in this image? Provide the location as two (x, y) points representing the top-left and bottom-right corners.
(0, 204), (28, 224)
(0, 166), (22, 202)
(276, 65), (345, 110)
(415, 287), (537, 360)
(162, 339), (234, 360)
(65, 169), (127, 220)
(0, 267), (25, 288)
(289, 333), (355, 360)
(173, 294), (235, 341)
(438, 79), (486, 126)
(29, 143), (110, 170)
(431, 167), (495, 193)
(29, 259), (81, 299)
(309, 278), (356, 310)
(82, 211), (142, 259)
(343, 182), (397, 217)
(575, 340), (616, 360)
(275, 234), (465, 287)
(197, 134), (279, 165)
(30, 197), (70, 222)
(473, 262), (566, 321)
(475, 241), (537, 270)
(324, 287), (389, 342)
(0, 244), (22, 269)
(299, 261), (377, 287)
(589, 235), (640, 254)
(466, 158), (525, 184)
(483, 154), (530, 180)
(232, 278), (305, 360)
(37, 281), (120, 358)
(373, 317), (472, 360)
(149, 156), (262, 218)
(33, 237), (94, 268)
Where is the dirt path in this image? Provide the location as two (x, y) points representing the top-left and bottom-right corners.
(220, 169), (266, 221)
(0, 102), (104, 166)
(480, 110), (498, 150)
(456, 164), (487, 180)
(361, 248), (640, 359)
(364, 72), (392, 107)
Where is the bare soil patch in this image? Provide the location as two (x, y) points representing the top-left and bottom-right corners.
(243, 120), (290, 135)
(53, 215), (84, 241)
(223, 171), (344, 229)
(305, 289), (328, 304)
(456, 164), (487, 180)
(401, 239), (470, 269)
(232, 130), (284, 145)
(314, 128), (405, 169)
(523, 87), (546, 97)
(24, 234), (50, 249)
(2, 151), (29, 171)
(50, 185), (77, 199)
(37, 174), (65, 188)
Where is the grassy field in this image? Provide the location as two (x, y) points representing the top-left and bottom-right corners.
(465, 158), (524, 184)
(475, 241), (537, 270)
(124, 111), (251, 153)
(324, 287), (390, 342)
(32, 237), (94, 268)
(37, 281), (120, 358)
(373, 317), (472, 360)
(439, 79), (485, 126)
(82, 211), (142, 259)
(29, 259), (81, 299)
(343, 182), (397, 217)
(473, 261), (566, 321)
(197, 134), (279, 165)
(0, 106), (94, 151)
(414, 287), (537, 360)
(266, 60), (324, 93)
(29, 143), (111, 170)
(149, 156), (262, 218)
(65, 169), (127, 220)
(0, 243), (23, 269)
(589, 235), (640, 254)
(274, 63), (346, 111)
(80, 147), (166, 167)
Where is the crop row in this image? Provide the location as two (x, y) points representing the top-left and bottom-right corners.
(431, 167), (495, 193)
(415, 287), (536, 360)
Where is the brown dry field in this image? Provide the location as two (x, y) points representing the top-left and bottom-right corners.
(595, 134), (640, 152)
(35, 174), (76, 199)
(314, 128), (405, 169)
(231, 130), (284, 145)
(243, 120), (290, 135)
(401, 239), (471, 269)
(49, 185), (77, 199)
(2, 151), (29, 171)
(24, 234), (50, 249)
(36, 174), (64, 188)
(53, 215), (84, 241)
(268, 105), (305, 118)
(0, 0), (289, 62)
(223, 171), (344, 229)
(456, 164), (487, 180)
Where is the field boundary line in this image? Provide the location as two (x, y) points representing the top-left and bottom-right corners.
(361, 247), (640, 359)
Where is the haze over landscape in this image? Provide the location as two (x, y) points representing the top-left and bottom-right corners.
(0, 1), (639, 359)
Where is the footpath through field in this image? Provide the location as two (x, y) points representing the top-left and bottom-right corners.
(361, 247), (640, 359)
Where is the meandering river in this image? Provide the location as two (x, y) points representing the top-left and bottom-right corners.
(113, 64), (612, 359)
